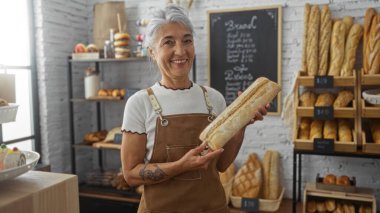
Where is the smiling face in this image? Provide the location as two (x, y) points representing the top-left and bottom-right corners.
(149, 22), (195, 86)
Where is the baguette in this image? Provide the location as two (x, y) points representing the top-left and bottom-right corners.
(323, 120), (337, 140)
(333, 90), (354, 107)
(341, 24), (363, 76)
(368, 14), (380, 75)
(310, 120), (323, 140)
(328, 21), (346, 76)
(318, 5), (332, 76)
(363, 8), (377, 74)
(199, 77), (281, 150)
(299, 117), (311, 140)
(338, 119), (352, 142)
(302, 3), (311, 72)
(262, 150), (280, 200)
(307, 5), (320, 76)
(342, 16), (354, 37)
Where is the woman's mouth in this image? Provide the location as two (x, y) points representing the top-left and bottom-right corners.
(171, 59), (188, 64)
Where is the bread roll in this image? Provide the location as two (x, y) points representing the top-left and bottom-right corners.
(341, 24), (363, 76)
(262, 150), (280, 200)
(318, 5), (332, 76)
(307, 200), (316, 213)
(338, 119), (352, 142)
(199, 77), (281, 150)
(333, 90), (354, 107)
(316, 201), (326, 212)
(324, 120), (337, 140)
(300, 91), (317, 107)
(342, 16), (354, 37)
(336, 175), (351, 186)
(323, 174), (336, 184)
(302, 3), (311, 72)
(333, 203), (344, 213)
(325, 199), (336, 212)
(219, 163), (235, 184)
(307, 5), (320, 76)
(0, 98), (8, 107)
(328, 21), (346, 76)
(231, 153), (262, 198)
(370, 122), (380, 144)
(310, 120), (323, 140)
(368, 14), (380, 75)
(315, 92), (335, 106)
(299, 117), (312, 139)
(363, 8), (377, 74)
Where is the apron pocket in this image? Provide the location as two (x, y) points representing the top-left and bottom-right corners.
(166, 144), (201, 181)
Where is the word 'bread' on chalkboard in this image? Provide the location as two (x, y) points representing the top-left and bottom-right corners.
(208, 6), (282, 115)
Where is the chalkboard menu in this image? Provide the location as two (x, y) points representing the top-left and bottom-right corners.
(208, 6), (282, 114)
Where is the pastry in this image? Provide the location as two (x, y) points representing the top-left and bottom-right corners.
(307, 200), (316, 213)
(307, 5), (320, 76)
(363, 8), (377, 74)
(325, 199), (336, 211)
(0, 145), (26, 171)
(318, 5), (332, 76)
(323, 174), (336, 184)
(219, 163), (235, 184)
(341, 24), (363, 76)
(0, 98), (8, 107)
(300, 91), (317, 107)
(336, 175), (351, 185)
(262, 150), (281, 200)
(199, 77), (281, 150)
(302, 3), (311, 72)
(324, 120), (337, 140)
(299, 117), (311, 140)
(231, 153), (262, 198)
(315, 92), (335, 107)
(370, 122), (380, 144)
(310, 120), (323, 140)
(368, 14), (380, 75)
(97, 89), (108, 96)
(338, 119), (352, 142)
(328, 21), (346, 76)
(333, 90), (354, 107)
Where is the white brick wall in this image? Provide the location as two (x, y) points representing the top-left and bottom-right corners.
(35, 0), (380, 204)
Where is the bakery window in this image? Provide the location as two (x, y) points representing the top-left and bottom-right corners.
(0, 1), (41, 154)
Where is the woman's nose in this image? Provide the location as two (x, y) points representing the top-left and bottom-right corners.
(174, 43), (185, 55)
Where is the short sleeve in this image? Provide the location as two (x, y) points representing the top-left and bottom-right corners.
(205, 86), (227, 116)
(121, 91), (147, 134)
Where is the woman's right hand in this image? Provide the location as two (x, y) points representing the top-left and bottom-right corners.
(177, 143), (224, 172)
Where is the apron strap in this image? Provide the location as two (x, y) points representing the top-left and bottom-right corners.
(199, 85), (216, 122)
(147, 88), (168, 126)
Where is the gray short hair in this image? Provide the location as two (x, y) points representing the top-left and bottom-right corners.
(144, 4), (194, 48)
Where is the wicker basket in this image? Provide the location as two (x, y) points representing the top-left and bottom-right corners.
(230, 187), (285, 212)
(0, 104), (18, 124)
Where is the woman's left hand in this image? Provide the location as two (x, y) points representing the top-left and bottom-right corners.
(246, 104), (269, 125)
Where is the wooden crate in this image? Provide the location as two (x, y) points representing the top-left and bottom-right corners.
(362, 132), (380, 154)
(361, 99), (380, 118)
(303, 183), (376, 213)
(361, 69), (380, 86)
(297, 71), (356, 87)
(296, 104), (356, 118)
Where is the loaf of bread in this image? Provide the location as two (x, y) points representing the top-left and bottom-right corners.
(323, 174), (336, 184)
(310, 120), (323, 140)
(333, 90), (354, 107)
(219, 163), (235, 184)
(370, 122), (380, 144)
(262, 150), (281, 200)
(325, 199), (336, 212)
(338, 119), (352, 142)
(318, 5), (332, 76)
(343, 204), (355, 213)
(315, 92), (335, 106)
(341, 24), (363, 76)
(336, 175), (351, 186)
(0, 98), (8, 107)
(299, 91), (316, 107)
(368, 14), (380, 75)
(328, 21), (346, 76)
(231, 153), (262, 198)
(359, 205), (372, 213)
(316, 201), (326, 213)
(199, 77), (281, 150)
(307, 200), (316, 213)
(302, 3), (311, 72)
(307, 5), (320, 76)
(324, 120), (337, 140)
(363, 8), (377, 74)
(342, 16), (354, 37)
(334, 203), (344, 213)
(299, 117), (311, 139)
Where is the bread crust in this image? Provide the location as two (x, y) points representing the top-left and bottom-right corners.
(341, 24), (363, 76)
(328, 21), (346, 76)
(307, 5), (320, 76)
(262, 150), (280, 199)
(318, 5), (332, 76)
(302, 3), (311, 72)
(363, 8), (377, 74)
(368, 14), (380, 75)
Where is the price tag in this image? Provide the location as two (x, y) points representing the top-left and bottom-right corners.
(314, 76), (333, 88)
(113, 133), (122, 144)
(314, 106), (334, 120)
(241, 198), (259, 212)
(314, 138), (334, 154)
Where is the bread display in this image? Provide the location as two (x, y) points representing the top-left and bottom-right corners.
(231, 153), (262, 198)
(334, 203), (344, 213)
(318, 5), (332, 76)
(367, 14), (380, 74)
(316, 201), (326, 212)
(328, 21), (346, 76)
(325, 199), (336, 212)
(219, 163), (235, 184)
(333, 90), (354, 107)
(302, 3), (311, 72)
(338, 119), (352, 142)
(315, 92), (335, 106)
(262, 150), (280, 200)
(299, 117), (312, 139)
(114, 32), (131, 59)
(323, 174), (336, 184)
(97, 88), (126, 98)
(199, 77), (281, 150)
(323, 120), (337, 140)
(84, 130), (108, 144)
(370, 122), (380, 144)
(307, 5), (320, 76)
(310, 120), (323, 140)
(341, 24), (363, 76)
(336, 175), (351, 186)
(359, 205), (373, 213)
(343, 204), (355, 213)
(300, 91), (317, 107)
(363, 8), (377, 74)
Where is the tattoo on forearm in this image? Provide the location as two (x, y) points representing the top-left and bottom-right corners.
(139, 164), (167, 182)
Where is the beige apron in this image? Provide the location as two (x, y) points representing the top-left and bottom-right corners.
(137, 86), (229, 213)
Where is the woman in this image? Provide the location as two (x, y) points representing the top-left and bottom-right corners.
(121, 4), (268, 213)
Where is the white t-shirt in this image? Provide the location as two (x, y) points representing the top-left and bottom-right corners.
(121, 82), (226, 161)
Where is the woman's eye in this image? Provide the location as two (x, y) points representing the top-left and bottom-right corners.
(163, 40), (174, 46)
(184, 39), (193, 44)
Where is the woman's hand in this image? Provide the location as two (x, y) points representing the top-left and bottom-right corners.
(237, 91), (269, 126)
(177, 143), (223, 172)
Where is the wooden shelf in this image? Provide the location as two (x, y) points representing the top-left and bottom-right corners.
(73, 143), (121, 150)
(361, 99), (380, 118)
(69, 57), (147, 63)
(361, 70), (380, 85)
(296, 106), (356, 118)
(297, 72), (356, 87)
(79, 184), (140, 203)
(229, 199), (303, 213)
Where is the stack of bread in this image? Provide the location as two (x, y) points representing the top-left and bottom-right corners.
(363, 8), (380, 75)
(306, 199), (365, 213)
(299, 90), (354, 108)
(298, 118), (353, 142)
(301, 4), (363, 76)
(114, 32), (131, 59)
